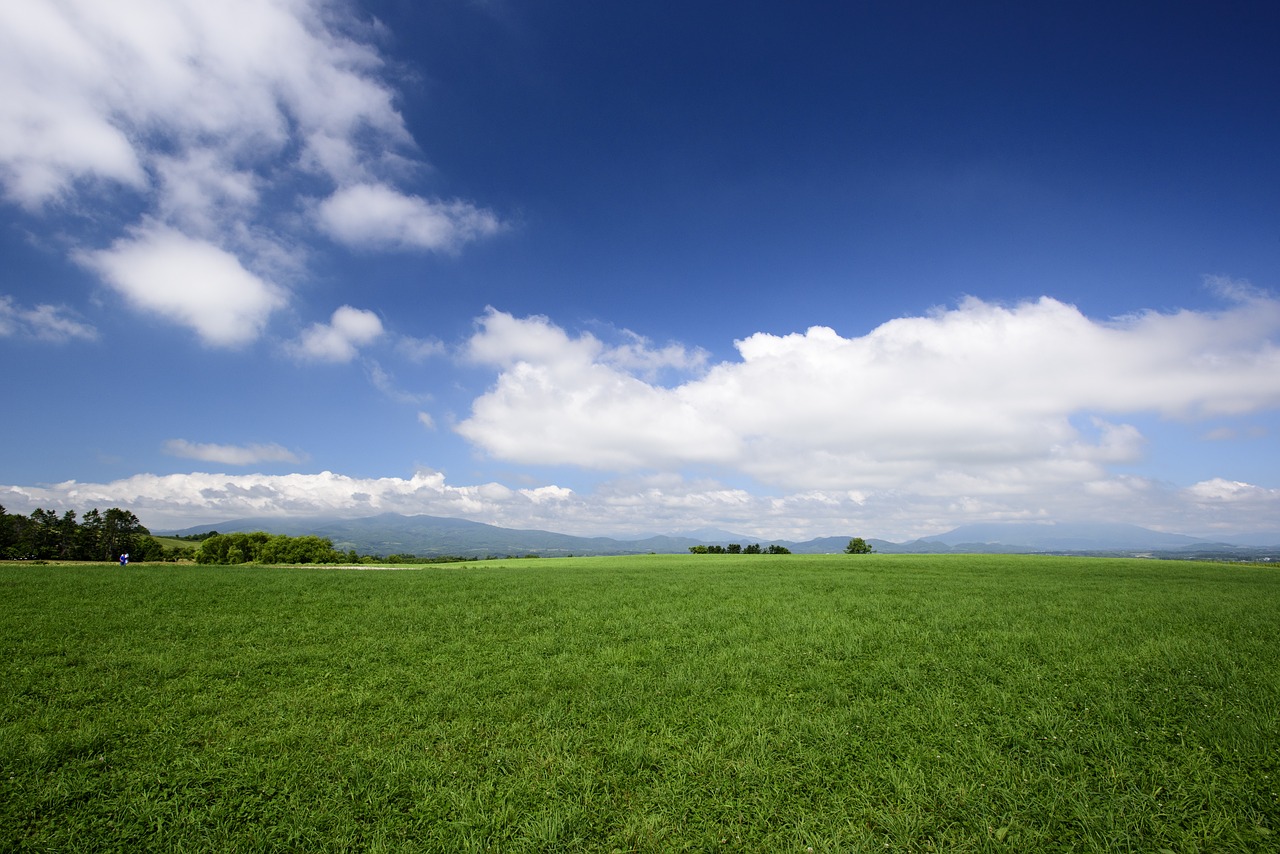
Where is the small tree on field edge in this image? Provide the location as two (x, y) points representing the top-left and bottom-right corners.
(845, 537), (874, 554)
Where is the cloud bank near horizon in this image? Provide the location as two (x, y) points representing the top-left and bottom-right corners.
(4, 289), (1278, 540)
(2, 468), (1277, 543)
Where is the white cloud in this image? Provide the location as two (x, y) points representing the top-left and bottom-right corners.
(153, 148), (260, 235)
(77, 224), (286, 347)
(462, 308), (735, 469)
(289, 304), (384, 363)
(315, 183), (503, 252)
(0, 295), (98, 342)
(2, 468), (1277, 542)
(1173, 478), (1280, 537)
(0, 1), (146, 206)
(1185, 478), (1276, 504)
(0, 0), (405, 210)
(458, 295), (1280, 494)
(163, 440), (303, 466)
(0, 0), (499, 341)
(601, 329), (710, 380)
(0, 469), (580, 532)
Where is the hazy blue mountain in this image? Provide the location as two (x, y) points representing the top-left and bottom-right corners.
(778, 536), (896, 554)
(916, 522), (1206, 551)
(165, 513), (711, 558)
(781, 536), (852, 554)
(163, 514), (1272, 558)
(1215, 531), (1280, 547)
(672, 526), (754, 542)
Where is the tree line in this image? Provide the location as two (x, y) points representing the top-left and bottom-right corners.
(688, 543), (792, 554)
(195, 532), (350, 565)
(688, 538), (875, 555)
(0, 505), (166, 561)
(0, 507), (508, 565)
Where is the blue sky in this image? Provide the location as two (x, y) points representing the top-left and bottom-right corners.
(2, 0), (1278, 540)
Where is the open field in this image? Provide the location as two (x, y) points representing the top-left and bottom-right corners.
(2, 554), (1277, 852)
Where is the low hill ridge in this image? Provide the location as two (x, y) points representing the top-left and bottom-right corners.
(162, 513), (1278, 559)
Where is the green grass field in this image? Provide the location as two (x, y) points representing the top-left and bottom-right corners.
(2, 554), (1277, 852)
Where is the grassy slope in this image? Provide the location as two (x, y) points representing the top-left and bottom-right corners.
(1, 554), (1277, 852)
(148, 535), (199, 551)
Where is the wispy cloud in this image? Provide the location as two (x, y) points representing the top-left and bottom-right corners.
(1200, 424), (1266, 441)
(162, 439), (304, 466)
(315, 183), (504, 252)
(0, 0), (501, 345)
(0, 294), (97, 342)
(366, 360), (430, 405)
(397, 335), (446, 362)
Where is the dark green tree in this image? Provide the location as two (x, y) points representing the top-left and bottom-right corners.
(0, 505), (12, 556)
(6, 512), (35, 559)
(101, 508), (148, 560)
(845, 537), (874, 554)
(27, 509), (78, 559)
(131, 536), (167, 562)
(196, 531), (344, 565)
(77, 508), (105, 560)
(256, 534), (343, 565)
(197, 532), (271, 564)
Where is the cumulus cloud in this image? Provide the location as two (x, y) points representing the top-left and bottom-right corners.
(1173, 478), (1280, 537)
(316, 183), (503, 251)
(458, 295), (1280, 495)
(0, 0), (500, 342)
(289, 304), (384, 363)
(163, 440), (304, 466)
(0, 295), (97, 342)
(77, 225), (286, 347)
(1185, 478), (1276, 504)
(462, 308), (731, 469)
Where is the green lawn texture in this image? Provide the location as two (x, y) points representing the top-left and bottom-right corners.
(1, 554), (1277, 852)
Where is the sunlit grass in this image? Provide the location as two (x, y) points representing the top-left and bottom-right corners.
(2, 555), (1277, 851)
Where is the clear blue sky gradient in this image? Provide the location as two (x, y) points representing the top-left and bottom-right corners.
(2, 1), (1278, 538)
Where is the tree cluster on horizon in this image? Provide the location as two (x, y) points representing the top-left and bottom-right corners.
(0, 505), (164, 561)
(688, 543), (792, 554)
(195, 532), (349, 565)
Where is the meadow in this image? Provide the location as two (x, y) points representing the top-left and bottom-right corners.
(1, 554), (1277, 852)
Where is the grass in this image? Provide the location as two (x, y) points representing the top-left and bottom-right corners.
(149, 535), (200, 550)
(1, 554), (1277, 852)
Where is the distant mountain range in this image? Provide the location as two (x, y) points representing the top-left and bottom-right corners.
(162, 514), (1279, 560)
